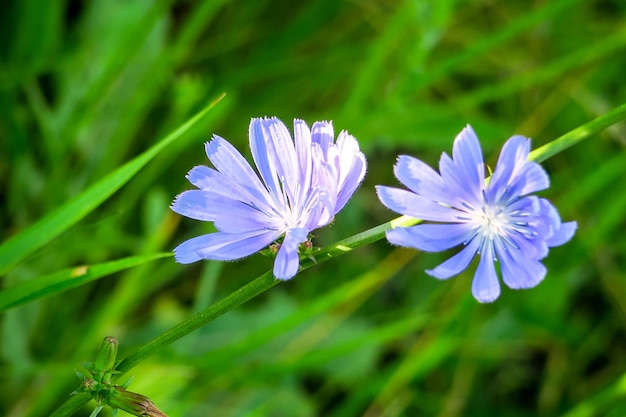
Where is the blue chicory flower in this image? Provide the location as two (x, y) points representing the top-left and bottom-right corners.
(171, 117), (367, 280)
(376, 125), (577, 302)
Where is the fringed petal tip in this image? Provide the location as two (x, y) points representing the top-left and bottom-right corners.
(548, 220), (577, 247)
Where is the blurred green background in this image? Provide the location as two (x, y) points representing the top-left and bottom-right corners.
(1, 0), (626, 416)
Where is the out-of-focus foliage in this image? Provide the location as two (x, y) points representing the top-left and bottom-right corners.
(1, 0), (625, 416)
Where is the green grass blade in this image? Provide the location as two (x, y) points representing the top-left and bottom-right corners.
(0, 93), (225, 277)
(408, 0), (583, 90)
(454, 27), (626, 110)
(560, 373), (626, 417)
(0, 253), (172, 312)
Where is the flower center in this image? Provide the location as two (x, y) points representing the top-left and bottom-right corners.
(475, 204), (509, 239)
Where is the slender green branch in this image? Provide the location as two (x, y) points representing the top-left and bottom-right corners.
(529, 101), (626, 162)
(115, 215), (419, 375)
(115, 271), (277, 373)
(49, 392), (92, 417)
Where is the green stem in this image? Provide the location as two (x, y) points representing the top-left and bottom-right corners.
(49, 392), (92, 417)
(115, 215), (419, 375)
(529, 101), (626, 163)
(49, 100), (626, 416)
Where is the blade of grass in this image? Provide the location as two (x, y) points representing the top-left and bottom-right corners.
(405, 0), (584, 91)
(0, 252), (172, 312)
(0, 93), (225, 277)
(560, 373), (626, 417)
(454, 27), (626, 110)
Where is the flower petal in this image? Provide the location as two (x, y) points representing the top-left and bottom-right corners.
(273, 228), (309, 280)
(508, 230), (548, 261)
(547, 220), (577, 247)
(185, 165), (273, 213)
(434, 126), (485, 208)
(186, 165), (217, 190)
(311, 121), (334, 156)
(262, 117), (299, 201)
(393, 155), (455, 205)
(426, 237), (480, 279)
(335, 150), (366, 212)
(451, 125), (485, 196)
(439, 153), (483, 208)
(172, 190), (274, 230)
(174, 230), (282, 263)
(486, 135), (548, 203)
(294, 119), (313, 200)
(471, 244), (501, 303)
(386, 223), (476, 252)
(205, 136), (267, 202)
(496, 245), (546, 289)
(170, 190), (217, 221)
(249, 118), (282, 201)
(516, 162), (550, 196)
(376, 186), (463, 222)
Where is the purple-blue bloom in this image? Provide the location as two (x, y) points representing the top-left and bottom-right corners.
(376, 125), (577, 303)
(171, 117), (367, 280)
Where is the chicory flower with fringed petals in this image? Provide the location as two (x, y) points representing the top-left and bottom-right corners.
(171, 117), (367, 280)
(376, 125), (577, 303)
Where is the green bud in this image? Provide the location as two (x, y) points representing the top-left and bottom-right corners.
(81, 378), (97, 392)
(95, 336), (118, 380)
(108, 386), (168, 417)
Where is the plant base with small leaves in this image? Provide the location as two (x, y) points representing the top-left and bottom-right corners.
(75, 337), (167, 417)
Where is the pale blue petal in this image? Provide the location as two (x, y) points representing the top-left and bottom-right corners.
(313, 145), (338, 226)
(451, 125), (485, 197)
(386, 223), (476, 252)
(204, 136), (267, 200)
(262, 117), (299, 202)
(500, 162), (549, 203)
(496, 245), (546, 289)
(335, 132), (366, 202)
(508, 230), (547, 261)
(213, 215), (268, 234)
(273, 228), (309, 280)
(532, 198), (561, 239)
(393, 155), (455, 205)
(249, 118), (282, 200)
(294, 119), (313, 198)
(535, 199), (577, 247)
(506, 194), (539, 217)
(486, 135), (531, 203)
(186, 165), (217, 190)
(172, 190), (272, 228)
(185, 165), (273, 213)
(547, 221), (577, 247)
(174, 230), (282, 263)
(516, 162), (550, 196)
(302, 189), (325, 230)
(471, 244), (501, 303)
(335, 151), (366, 212)
(376, 186), (463, 222)
(426, 237), (480, 279)
(311, 121), (334, 156)
(171, 190), (216, 221)
(439, 153), (483, 208)
(322, 144), (341, 198)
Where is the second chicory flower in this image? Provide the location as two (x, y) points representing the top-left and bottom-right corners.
(171, 117), (367, 280)
(377, 125), (577, 303)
